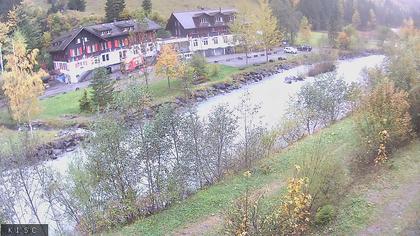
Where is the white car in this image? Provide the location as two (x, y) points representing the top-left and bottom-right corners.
(284, 47), (298, 54)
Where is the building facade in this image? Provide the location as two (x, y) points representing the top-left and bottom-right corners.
(165, 8), (237, 57)
(49, 19), (161, 83)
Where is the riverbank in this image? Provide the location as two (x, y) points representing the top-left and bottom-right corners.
(0, 50), (382, 161)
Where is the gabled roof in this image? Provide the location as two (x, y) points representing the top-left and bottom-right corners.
(49, 18), (162, 52)
(170, 8), (236, 29)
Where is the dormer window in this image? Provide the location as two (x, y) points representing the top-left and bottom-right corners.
(228, 16), (235, 22)
(200, 18), (207, 24)
(216, 16), (223, 22)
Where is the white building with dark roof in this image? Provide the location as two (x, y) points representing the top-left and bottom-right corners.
(165, 8), (237, 57)
(49, 19), (161, 83)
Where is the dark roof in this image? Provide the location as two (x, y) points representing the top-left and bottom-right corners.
(170, 8), (236, 29)
(49, 18), (162, 52)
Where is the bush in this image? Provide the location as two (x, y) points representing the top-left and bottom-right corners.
(79, 89), (92, 113)
(315, 204), (335, 226)
(355, 81), (413, 165)
(209, 64), (220, 78)
(307, 62), (336, 77)
(189, 54), (209, 80)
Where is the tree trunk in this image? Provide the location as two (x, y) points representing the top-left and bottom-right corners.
(167, 76), (171, 88)
(265, 47), (269, 63)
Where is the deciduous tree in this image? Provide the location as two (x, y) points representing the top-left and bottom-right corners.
(255, 0), (281, 62)
(142, 0), (152, 16)
(230, 5), (257, 65)
(1, 32), (46, 128)
(155, 44), (181, 88)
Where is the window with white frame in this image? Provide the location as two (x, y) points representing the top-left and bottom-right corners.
(213, 37), (218, 44)
(223, 36), (228, 43)
(216, 16), (223, 22)
(202, 38), (208, 45)
(200, 18), (207, 23)
(76, 38), (81, 44)
(193, 39), (198, 47)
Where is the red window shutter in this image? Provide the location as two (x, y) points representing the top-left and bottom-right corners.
(124, 38), (129, 46)
(69, 49), (74, 57)
(114, 40), (119, 48)
(79, 47), (83, 55)
(108, 41), (112, 49)
(86, 45), (91, 53)
(96, 44), (99, 51)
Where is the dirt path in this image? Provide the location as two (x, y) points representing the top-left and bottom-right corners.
(171, 180), (285, 236)
(357, 174), (420, 236)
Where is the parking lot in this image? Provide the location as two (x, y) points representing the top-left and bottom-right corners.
(206, 47), (312, 67)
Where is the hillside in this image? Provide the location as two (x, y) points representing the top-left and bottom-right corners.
(24, 0), (258, 19)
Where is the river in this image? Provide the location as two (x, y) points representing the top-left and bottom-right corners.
(20, 55), (386, 234)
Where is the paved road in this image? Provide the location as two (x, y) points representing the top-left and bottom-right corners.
(206, 47), (310, 67)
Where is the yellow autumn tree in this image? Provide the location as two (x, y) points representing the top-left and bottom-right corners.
(255, 0), (281, 62)
(299, 16), (312, 44)
(155, 44), (181, 88)
(400, 18), (418, 40)
(230, 5), (258, 65)
(2, 32), (46, 128)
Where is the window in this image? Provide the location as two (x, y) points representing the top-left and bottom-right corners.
(193, 39), (198, 47)
(84, 37), (88, 42)
(200, 18), (207, 23)
(223, 36), (228, 43)
(202, 38), (208, 45)
(229, 16), (235, 22)
(213, 37), (218, 44)
(102, 54), (109, 62)
(216, 16), (223, 22)
(76, 38), (81, 44)
(94, 57), (100, 64)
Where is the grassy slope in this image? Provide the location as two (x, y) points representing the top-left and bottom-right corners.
(112, 118), (359, 235)
(113, 115), (420, 236)
(330, 139), (420, 235)
(24, 0), (257, 18)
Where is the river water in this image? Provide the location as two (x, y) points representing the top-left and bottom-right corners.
(21, 55), (385, 234)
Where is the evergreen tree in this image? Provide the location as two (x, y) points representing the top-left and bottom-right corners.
(105, 0), (126, 22)
(67, 0), (86, 11)
(90, 68), (115, 111)
(327, 0), (342, 47)
(79, 89), (92, 113)
(352, 10), (361, 29)
(272, 0), (302, 44)
(142, 0), (152, 16)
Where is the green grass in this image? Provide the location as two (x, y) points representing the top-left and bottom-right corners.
(25, 0), (257, 18)
(112, 118), (359, 235)
(147, 64), (239, 104)
(0, 127), (57, 153)
(38, 89), (86, 120)
(297, 31), (328, 46)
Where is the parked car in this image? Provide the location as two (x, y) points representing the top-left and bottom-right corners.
(297, 45), (312, 52)
(284, 47), (298, 54)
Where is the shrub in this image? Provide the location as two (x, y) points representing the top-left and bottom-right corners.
(189, 54), (209, 80)
(315, 204), (335, 226)
(307, 62), (336, 77)
(355, 81), (413, 165)
(262, 166), (313, 235)
(79, 89), (92, 113)
(209, 64), (220, 78)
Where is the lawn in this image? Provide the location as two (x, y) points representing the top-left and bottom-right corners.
(25, 0), (257, 18)
(0, 126), (57, 153)
(297, 31), (328, 46)
(112, 118), (360, 235)
(0, 64), (240, 125)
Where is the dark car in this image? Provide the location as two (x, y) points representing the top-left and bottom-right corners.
(297, 45), (312, 52)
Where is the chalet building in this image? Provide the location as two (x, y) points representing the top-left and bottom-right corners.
(49, 19), (161, 83)
(165, 8), (237, 57)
